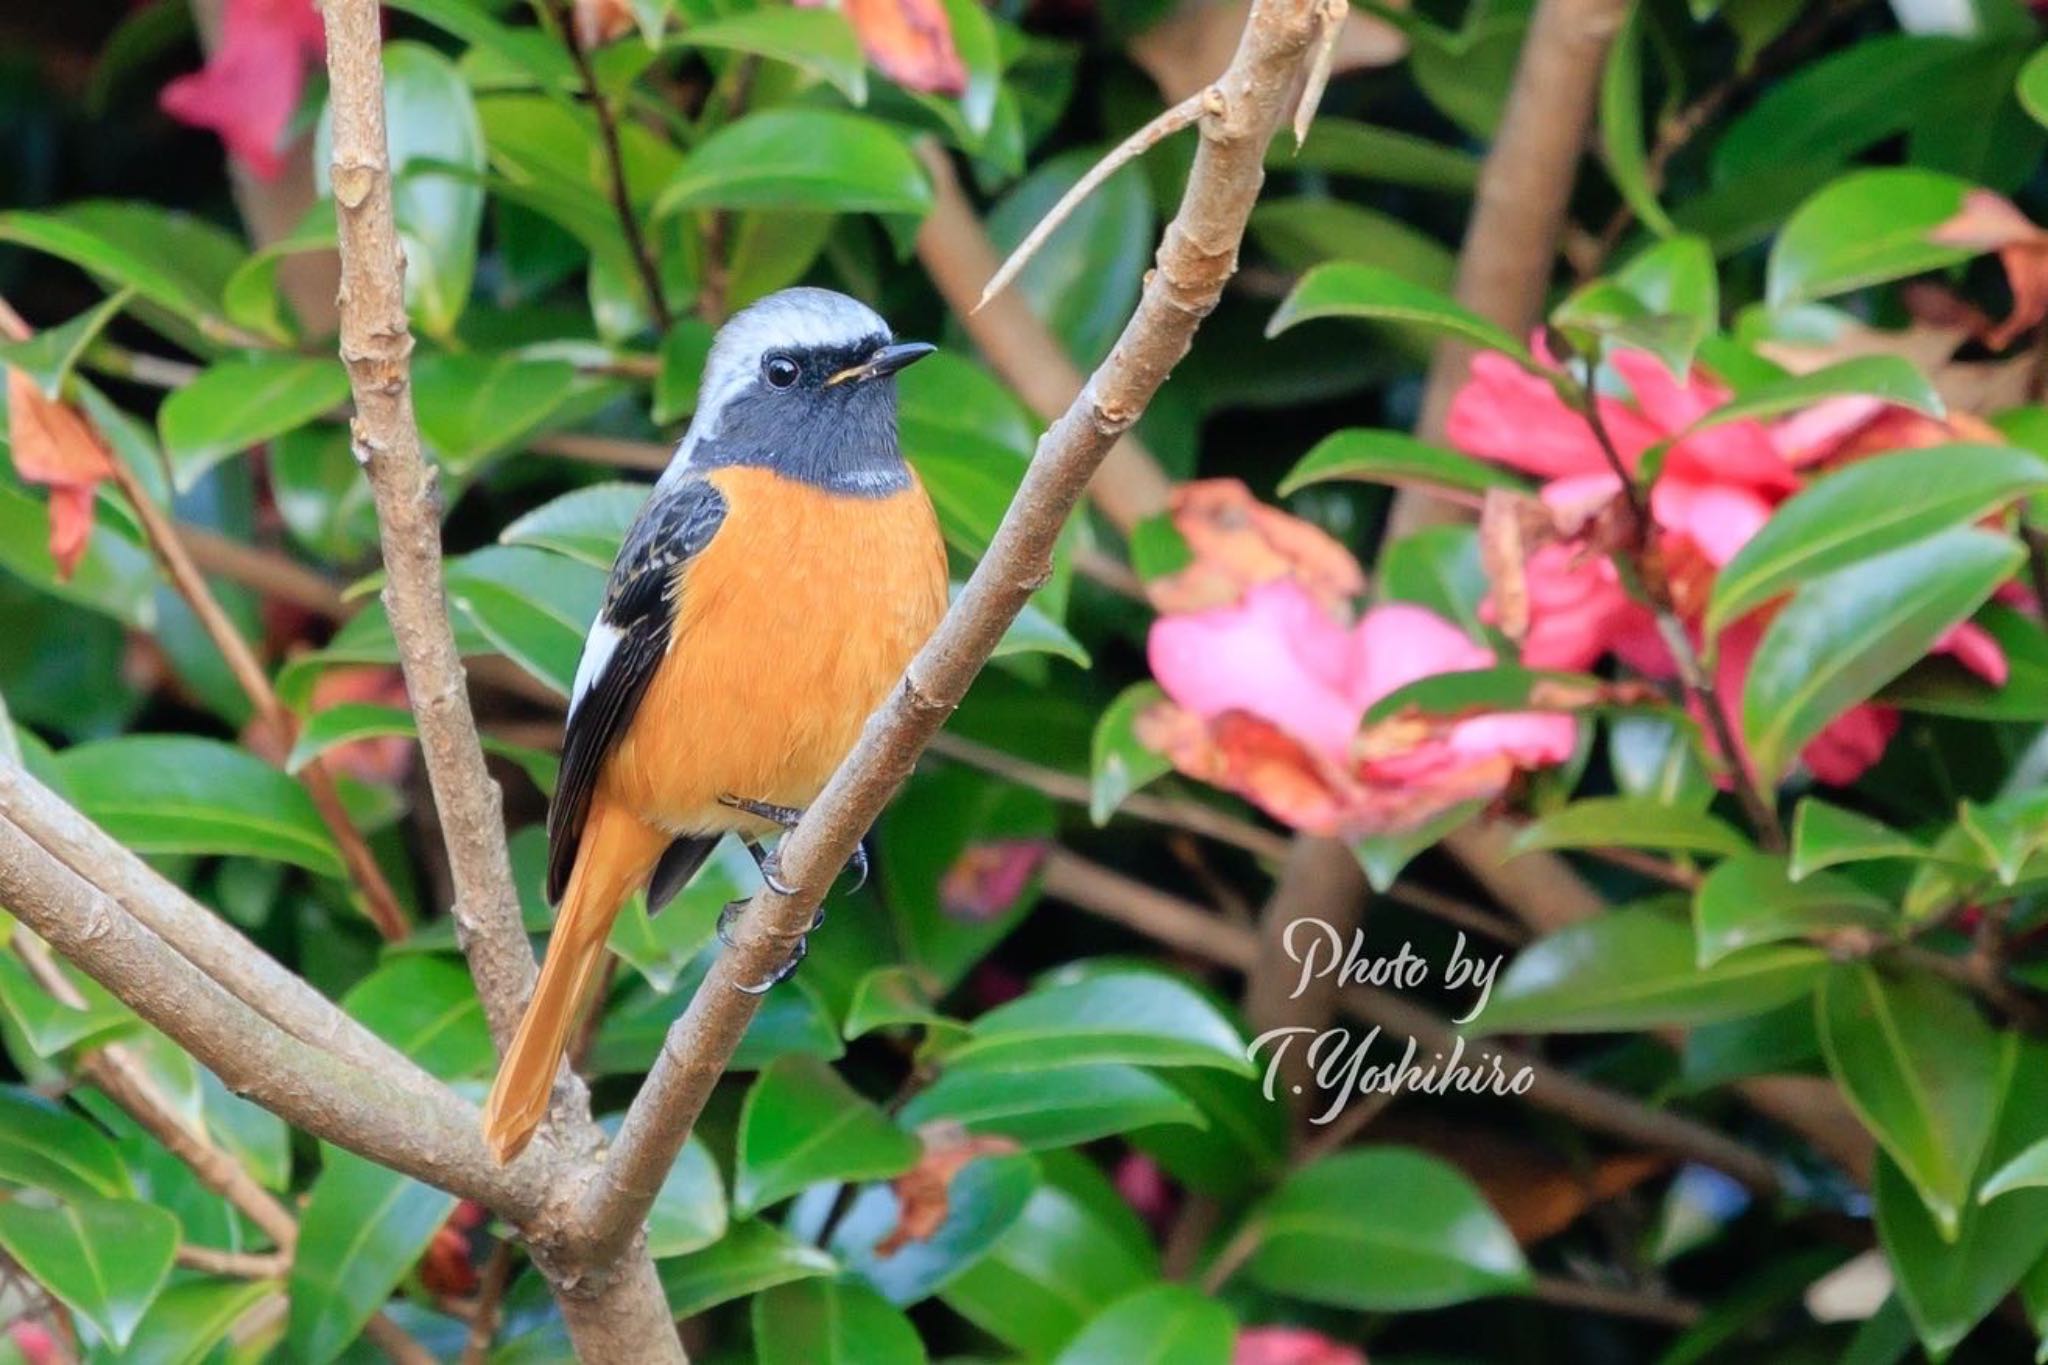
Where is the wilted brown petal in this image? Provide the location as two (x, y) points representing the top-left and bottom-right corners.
(875, 1124), (1020, 1257)
(1148, 478), (1366, 613)
(7, 366), (115, 580)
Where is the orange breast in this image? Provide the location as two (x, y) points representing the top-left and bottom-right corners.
(597, 464), (948, 838)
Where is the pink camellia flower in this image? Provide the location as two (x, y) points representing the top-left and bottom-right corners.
(1234, 1326), (1368, 1365)
(1447, 343), (2012, 784)
(1138, 482), (1576, 837)
(160, 0), (326, 181)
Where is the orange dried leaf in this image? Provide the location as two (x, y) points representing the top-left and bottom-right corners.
(573, 0), (636, 49)
(7, 366), (114, 580)
(1148, 478), (1365, 613)
(1928, 190), (2048, 351)
(875, 1125), (1018, 1258)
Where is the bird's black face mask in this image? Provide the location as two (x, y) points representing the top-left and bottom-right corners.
(688, 336), (936, 497)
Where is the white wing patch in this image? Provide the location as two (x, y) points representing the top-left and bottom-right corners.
(569, 619), (622, 717)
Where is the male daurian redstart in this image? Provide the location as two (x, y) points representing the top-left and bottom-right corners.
(480, 288), (946, 1163)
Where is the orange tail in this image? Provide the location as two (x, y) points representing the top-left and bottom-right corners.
(481, 799), (665, 1163)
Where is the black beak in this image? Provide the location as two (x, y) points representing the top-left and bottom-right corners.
(825, 341), (936, 386)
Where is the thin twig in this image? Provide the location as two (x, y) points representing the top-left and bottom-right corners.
(572, 0), (1333, 1267)
(914, 142), (1173, 533)
(0, 298), (407, 938)
(1570, 356), (1786, 852)
(320, 5), (682, 1354)
(459, 1242), (518, 1365)
(1530, 1273), (1702, 1327)
(175, 1245), (289, 1278)
(539, 0), (672, 333)
(1289, 0), (1350, 147)
(977, 89), (1211, 312)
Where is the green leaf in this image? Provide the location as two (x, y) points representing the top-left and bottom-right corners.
(315, 43), (484, 336)
(1377, 524), (1488, 636)
(341, 955), (493, 1079)
(941, 1181), (1155, 1357)
(1600, 2), (1678, 238)
(1278, 428), (1528, 501)
(0, 1089), (130, 1203)
(1885, 602), (2048, 721)
(645, 1135), (727, 1258)
(1249, 200), (1456, 290)
(445, 546), (607, 698)
(655, 110), (929, 218)
(0, 954), (135, 1059)
(1985, 1137), (2048, 1203)
(1053, 1284), (1235, 1365)
(1283, 119), (1481, 194)
(199, 1067), (289, 1192)
(0, 290), (132, 399)
(842, 966), (968, 1042)
(0, 1197), (176, 1349)
(289, 1146), (458, 1365)
(1742, 527), (2022, 783)
(157, 356), (350, 494)
(1130, 1069), (1288, 1201)
(0, 202), (244, 331)
(1819, 964), (2014, 1240)
(0, 481), (155, 628)
(1513, 797), (1750, 859)
(1766, 168), (1979, 306)
(1790, 799), (1936, 878)
(593, 965), (842, 1077)
(113, 1278), (274, 1365)
(658, 1218), (837, 1319)
(1089, 683), (1170, 826)
(285, 700), (558, 798)
(944, 969), (1250, 1076)
(653, 319), (716, 424)
(412, 352), (584, 474)
(987, 592), (1090, 668)
(752, 1277), (924, 1365)
(1614, 235), (1718, 359)
(2021, 44), (2048, 129)
(51, 736), (341, 877)
(499, 482), (643, 569)
(1710, 445), (2046, 638)
(221, 202), (337, 343)
(1267, 263), (1533, 363)
(901, 1064), (1204, 1150)
(1957, 790), (2048, 887)
(734, 1056), (922, 1216)
(1693, 853), (1894, 966)
(1474, 903), (1826, 1034)
(673, 8), (867, 103)
(985, 147), (1154, 370)
(1245, 1148), (1530, 1309)
(829, 1149), (1039, 1304)
(1879, 1046), (2048, 1357)
(1361, 665), (1612, 725)
(1692, 355), (1945, 435)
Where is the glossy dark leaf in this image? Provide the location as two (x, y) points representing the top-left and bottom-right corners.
(751, 1277), (925, 1365)
(941, 1183), (1156, 1357)
(944, 969), (1250, 1076)
(655, 110), (929, 218)
(1513, 797), (1750, 860)
(829, 1150), (1038, 1304)
(288, 1146), (458, 1365)
(734, 1056), (922, 1216)
(1475, 903), (1825, 1034)
(341, 955), (494, 1079)
(1820, 964), (2014, 1240)
(900, 1063), (1204, 1149)
(1268, 262), (1532, 362)
(0, 1197), (176, 1350)
(1052, 1284), (1235, 1365)
(1692, 853), (1894, 965)
(658, 1218), (838, 1319)
(157, 356), (349, 494)
(1765, 167), (1978, 305)
(1279, 428), (1529, 501)
(1245, 1148), (1529, 1309)
(1089, 682), (1171, 826)
(0, 1089), (130, 1203)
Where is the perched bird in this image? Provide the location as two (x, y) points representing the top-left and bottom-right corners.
(481, 288), (947, 1163)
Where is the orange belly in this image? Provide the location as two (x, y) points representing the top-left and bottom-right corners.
(596, 464), (948, 839)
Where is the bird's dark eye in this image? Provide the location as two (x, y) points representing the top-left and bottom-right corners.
(764, 355), (801, 390)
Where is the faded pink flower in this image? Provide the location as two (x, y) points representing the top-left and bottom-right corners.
(1142, 577), (1576, 837)
(939, 840), (1048, 921)
(160, 0), (326, 181)
(1234, 1326), (1368, 1365)
(1448, 343), (2013, 783)
(1113, 1152), (1176, 1232)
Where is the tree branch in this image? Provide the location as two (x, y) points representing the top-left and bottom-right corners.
(574, 0), (1330, 1264)
(0, 808), (554, 1216)
(319, 0), (537, 1052)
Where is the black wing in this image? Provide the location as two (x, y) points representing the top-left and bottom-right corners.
(546, 475), (729, 905)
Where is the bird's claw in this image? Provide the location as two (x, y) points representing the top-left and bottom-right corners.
(716, 897), (747, 948)
(844, 838), (870, 893)
(732, 934), (809, 995)
(756, 846), (800, 898)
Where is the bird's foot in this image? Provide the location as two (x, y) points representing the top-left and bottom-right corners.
(733, 934), (809, 995)
(721, 793), (804, 830)
(743, 838), (799, 897)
